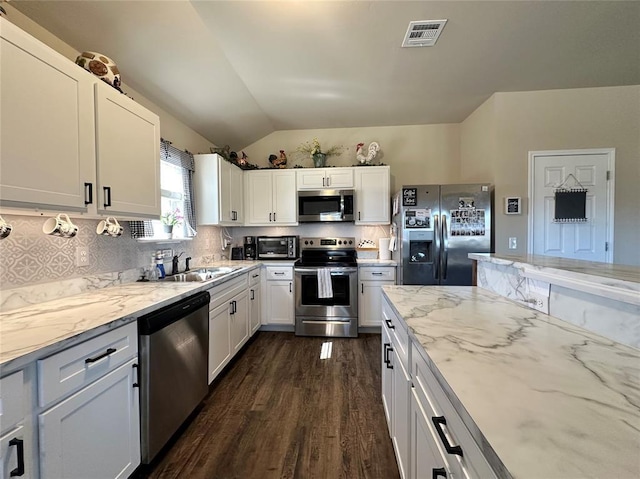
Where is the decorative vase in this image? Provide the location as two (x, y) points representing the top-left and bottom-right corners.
(312, 153), (327, 168)
(162, 224), (174, 236)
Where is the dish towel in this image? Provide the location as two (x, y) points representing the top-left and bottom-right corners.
(317, 268), (333, 299)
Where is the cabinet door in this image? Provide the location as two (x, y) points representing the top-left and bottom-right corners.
(95, 82), (160, 218)
(208, 301), (231, 383)
(355, 166), (390, 224)
(38, 359), (140, 479)
(249, 285), (262, 335)
(410, 389), (451, 479)
(0, 19), (95, 211)
(244, 170), (273, 225)
(272, 170), (298, 224)
(393, 357), (411, 479)
(229, 164), (244, 223)
(326, 168), (353, 188)
(266, 280), (294, 325)
(296, 169), (326, 189)
(359, 280), (395, 327)
(230, 290), (249, 354)
(381, 326), (393, 435)
(218, 158), (234, 224)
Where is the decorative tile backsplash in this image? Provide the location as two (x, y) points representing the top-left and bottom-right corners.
(0, 214), (227, 290)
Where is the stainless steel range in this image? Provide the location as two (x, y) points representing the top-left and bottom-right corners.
(294, 237), (358, 338)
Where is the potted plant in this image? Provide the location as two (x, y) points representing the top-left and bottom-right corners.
(160, 207), (183, 235)
(297, 138), (343, 168)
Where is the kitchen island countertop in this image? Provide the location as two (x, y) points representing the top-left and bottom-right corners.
(382, 285), (640, 478)
(0, 262), (261, 372)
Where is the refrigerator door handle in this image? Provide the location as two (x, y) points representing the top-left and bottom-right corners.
(442, 214), (449, 281)
(434, 214), (440, 281)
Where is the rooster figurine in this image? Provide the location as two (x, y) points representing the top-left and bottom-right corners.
(356, 142), (380, 165)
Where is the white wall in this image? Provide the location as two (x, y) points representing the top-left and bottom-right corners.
(461, 86), (640, 265)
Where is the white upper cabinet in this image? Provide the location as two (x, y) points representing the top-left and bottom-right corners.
(244, 169), (297, 226)
(0, 18), (161, 219)
(0, 18), (95, 212)
(194, 154), (244, 226)
(296, 167), (353, 190)
(354, 166), (390, 224)
(95, 81), (160, 218)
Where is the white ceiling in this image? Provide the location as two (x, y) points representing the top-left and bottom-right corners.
(10, 1), (640, 150)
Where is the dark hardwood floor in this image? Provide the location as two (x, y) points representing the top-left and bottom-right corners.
(138, 332), (399, 479)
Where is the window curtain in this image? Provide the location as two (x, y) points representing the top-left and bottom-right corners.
(129, 138), (197, 238)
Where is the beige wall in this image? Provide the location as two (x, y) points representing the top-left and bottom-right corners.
(4, 4), (215, 153)
(241, 124), (461, 193)
(461, 86), (640, 265)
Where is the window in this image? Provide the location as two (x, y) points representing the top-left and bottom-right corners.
(130, 139), (196, 239)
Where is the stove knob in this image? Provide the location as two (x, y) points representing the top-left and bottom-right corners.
(304, 240), (309, 245)
(348, 240), (353, 245)
(310, 240), (314, 245)
(338, 240), (342, 245)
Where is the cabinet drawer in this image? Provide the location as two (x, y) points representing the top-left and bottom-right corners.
(265, 267), (293, 280)
(0, 371), (24, 435)
(382, 298), (409, 370)
(38, 322), (138, 408)
(412, 342), (497, 479)
(249, 268), (261, 286)
(359, 267), (395, 281)
(209, 273), (248, 310)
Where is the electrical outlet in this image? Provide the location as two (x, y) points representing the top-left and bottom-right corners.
(527, 293), (549, 314)
(75, 246), (90, 267)
(508, 237), (517, 249)
(162, 249), (173, 259)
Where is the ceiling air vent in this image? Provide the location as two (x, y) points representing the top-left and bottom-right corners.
(402, 19), (447, 47)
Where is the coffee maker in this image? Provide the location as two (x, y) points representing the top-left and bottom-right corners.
(243, 236), (256, 260)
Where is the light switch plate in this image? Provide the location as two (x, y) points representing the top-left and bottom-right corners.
(509, 237), (517, 249)
(75, 246), (90, 267)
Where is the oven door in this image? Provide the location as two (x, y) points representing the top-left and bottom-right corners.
(294, 267), (358, 318)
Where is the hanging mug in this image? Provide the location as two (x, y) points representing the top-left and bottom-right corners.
(43, 214), (78, 238)
(0, 216), (12, 239)
(96, 217), (123, 237)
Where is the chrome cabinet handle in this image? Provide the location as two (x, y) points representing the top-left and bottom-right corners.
(132, 363), (139, 388)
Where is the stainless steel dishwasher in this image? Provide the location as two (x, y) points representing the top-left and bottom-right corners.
(138, 291), (210, 463)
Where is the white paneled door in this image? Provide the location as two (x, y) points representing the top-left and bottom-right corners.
(529, 149), (615, 263)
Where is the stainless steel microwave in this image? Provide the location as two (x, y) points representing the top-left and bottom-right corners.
(257, 236), (299, 259)
(297, 189), (354, 223)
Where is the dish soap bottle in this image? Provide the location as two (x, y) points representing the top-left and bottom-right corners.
(155, 250), (166, 279)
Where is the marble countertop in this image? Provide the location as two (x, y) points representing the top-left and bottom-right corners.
(382, 285), (640, 479)
(470, 252), (640, 305)
(0, 262), (261, 373)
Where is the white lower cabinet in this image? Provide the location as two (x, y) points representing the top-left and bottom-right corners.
(207, 272), (252, 383)
(358, 266), (396, 327)
(0, 368), (36, 479)
(38, 358), (140, 479)
(263, 266), (294, 325)
(382, 298), (410, 479)
(249, 270), (262, 335)
(230, 289), (249, 355)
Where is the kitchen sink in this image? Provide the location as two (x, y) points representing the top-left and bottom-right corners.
(163, 266), (242, 282)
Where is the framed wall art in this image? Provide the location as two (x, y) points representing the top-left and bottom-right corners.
(504, 196), (521, 215)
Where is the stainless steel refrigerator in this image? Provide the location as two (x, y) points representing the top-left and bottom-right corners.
(391, 184), (493, 285)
